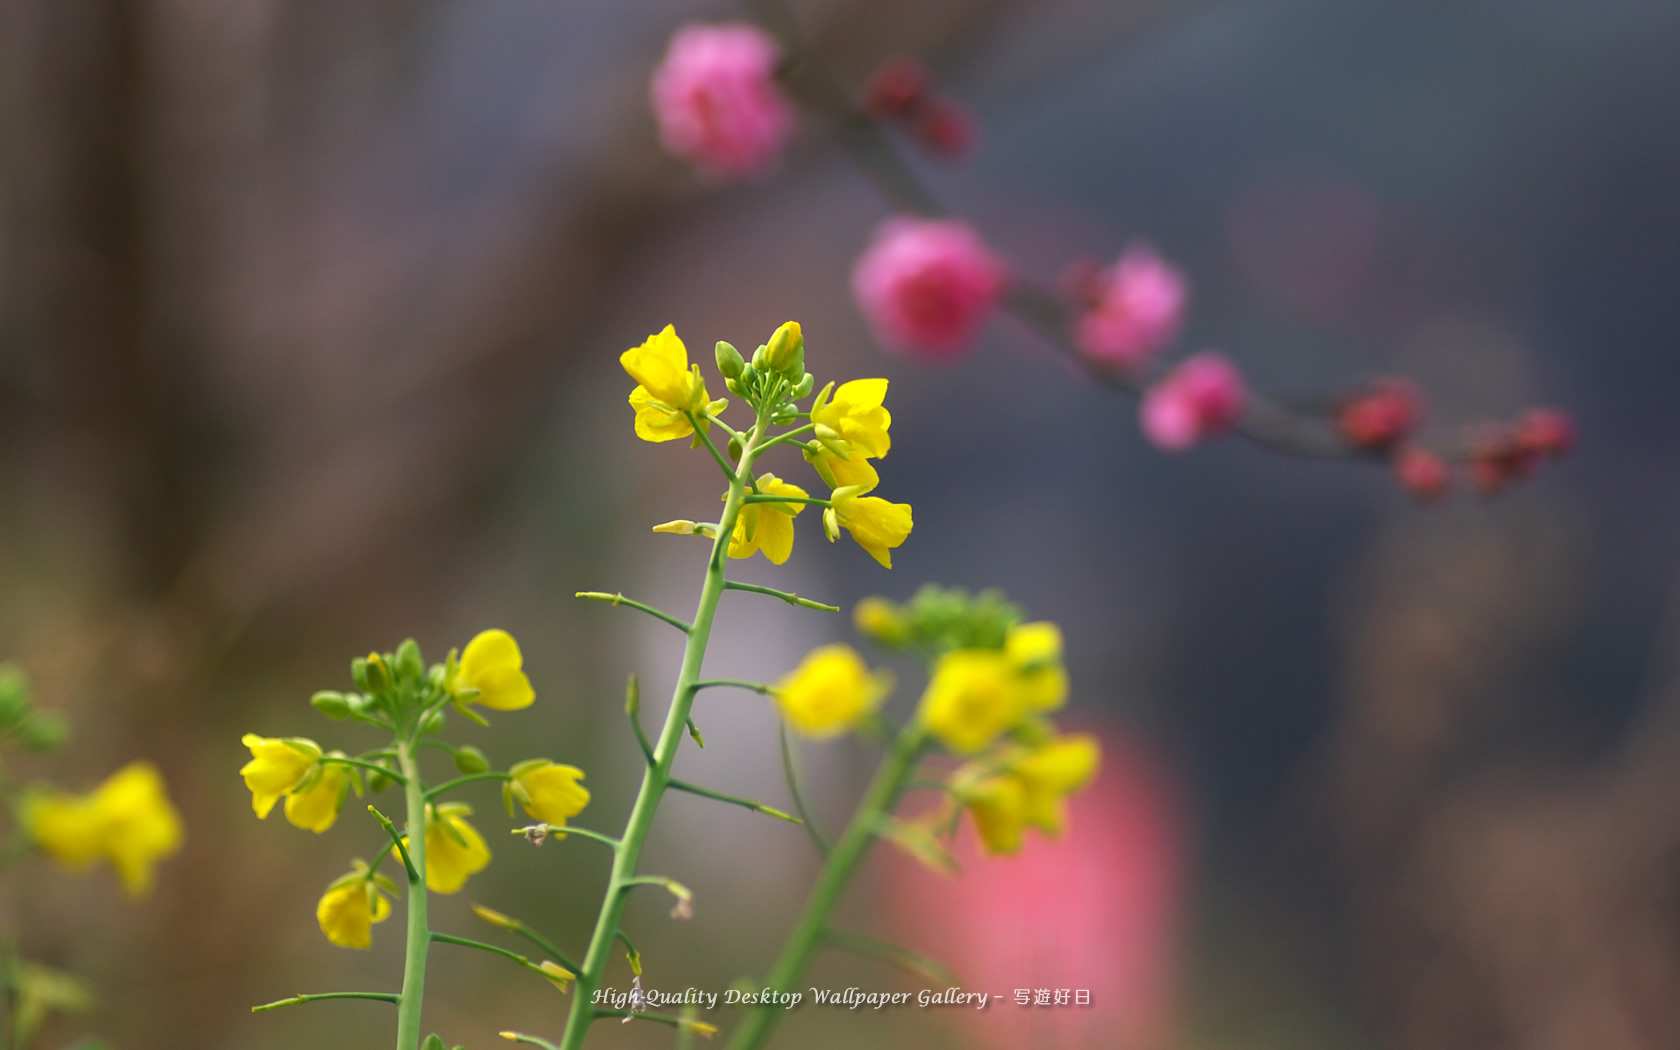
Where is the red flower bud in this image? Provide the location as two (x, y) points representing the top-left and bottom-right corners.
(862, 59), (928, 119)
(913, 102), (976, 160)
(1516, 407), (1574, 459)
(1393, 447), (1450, 503)
(1336, 378), (1422, 451)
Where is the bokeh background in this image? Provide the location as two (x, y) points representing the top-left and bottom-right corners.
(2, 0), (1679, 1047)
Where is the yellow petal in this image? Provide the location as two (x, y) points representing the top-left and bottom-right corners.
(630, 385), (699, 443)
(240, 734), (319, 819)
(619, 325), (694, 408)
(516, 763), (591, 826)
(457, 630), (535, 710)
(425, 813), (491, 894)
(774, 645), (888, 738)
(284, 764), (347, 833)
(918, 650), (1021, 754)
(92, 761), (184, 896)
(813, 379), (891, 458)
(967, 774), (1027, 855)
(833, 492), (912, 569)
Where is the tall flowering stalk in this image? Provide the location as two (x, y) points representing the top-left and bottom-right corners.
(244, 633), (588, 1050)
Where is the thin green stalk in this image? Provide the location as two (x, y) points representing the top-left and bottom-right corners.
(423, 771), (509, 802)
(726, 727), (926, 1050)
(394, 740), (429, 1050)
(251, 990), (402, 1012)
(558, 411), (773, 1050)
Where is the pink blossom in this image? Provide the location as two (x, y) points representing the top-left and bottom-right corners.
(650, 24), (795, 180)
(851, 217), (1007, 360)
(884, 732), (1185, 1050)
(1139, 352), (1247, 451)
(1073, 246), (1188, 371)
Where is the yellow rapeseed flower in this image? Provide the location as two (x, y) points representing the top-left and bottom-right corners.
(773, 644), (889, 738)
(450, 629), (535, 711)
(23, 761), (184, 896)
(421, 803), (491, 894)
(508, 760), (591, 828)
(811, 379), (891, 458)
(1014, 733), (1100, 835)
(283, 761), (349, 834)
(1006, 621), (1068, 713)
(239, 734), (321, 819)
(728, 474), (808, 565)
(827, 486), (912, 569)
(803, 445), (879, 491)
(963, 773), (1027, 855)
(918, 650), (1021, 754)
(621, 325), (719, 443)
(316, 874), (392, 949)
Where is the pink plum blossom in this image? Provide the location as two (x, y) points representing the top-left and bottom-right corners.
(1140, 352), (1247, 451)
(851, 217), (1007, 360)
(1073, 246), (1187, 372)
(649, 24), (795, 180)
(885, 731), (1185, 1050)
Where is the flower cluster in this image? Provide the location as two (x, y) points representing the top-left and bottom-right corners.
(860, 58), (976, 161)
(774, 587), (1099, 856)
(23, 762), (184, 897)
(240, 630), (589, 950)
(625, 321), (915, 569)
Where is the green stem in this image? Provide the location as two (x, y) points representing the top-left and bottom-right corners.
(251, 991), (402, 1012)
(322, 755), (408, 784)
(720, 581), (839, 612)
(394, 740), (430, 1050)
(573, 592), (691, 634)
(740, 494), (828, 507)
(725, 727), (926, 1050)
(685, 412), (739, 483)
(668, 777), (800, 823)
(558, 415), (772, 1050)
(423, 771), (509, 802)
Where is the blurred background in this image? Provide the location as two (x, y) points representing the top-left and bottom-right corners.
(2, 0), (1678, 1047)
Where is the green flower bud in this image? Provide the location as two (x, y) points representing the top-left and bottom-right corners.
(715, 340), (745, 379)
(453, 745), (490, 775)
(763, 321), (804, 375)
(311, 690), (352, 720)
(792, 371), (815, 399)
(727, 436), (743, 460)
(422, 1035), (448, 1050)
(0, 664), (30, 727)
(367, 764), (392, 792)
(394, 638), (424, 684)
(17, 712), (69, 753)
(419, 708), (446, 735)
(750, 344), (766, 370)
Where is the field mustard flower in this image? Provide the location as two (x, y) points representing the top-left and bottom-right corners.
(240, 734), (321, 818)
(23, 761), (184, 896)
(963, 773), (1027, 855)
(508, 760), (591, 827)
(449, 629), (535, 711)
(827, 486), (913, 569)
(918, 650), (1021, 754)
(804, 445), (879, 491)
(1014, 733), (1100, 835)
(811, 378), (891, 458)
(773, 644), (889, 738)
(317, 873), (392, 949)
(1006, 621), (1068, 712)
(284, 761), (349, 833)
(728, 474), (808, 564)
(621, 325), (720, 443)
(420, 803), (491, 894)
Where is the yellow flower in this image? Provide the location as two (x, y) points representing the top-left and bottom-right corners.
(728, 474), (808, 564)
(803, 445), (880, 491)
(239, 734), (321, 819)
(1014, 733), (1100, 835)
(284, 761), (349, 834)
(773, 644), (889, 738)
(827, 487), (912, 569)
(852, 596), (910, 646)
(23, 761), (184, 896)
(918, 650), (1021, 754)
(317, 873), (392, 949)
(811, 379), (891, 458)
(508, 760), (591, 827)
(621, 326), (718, 443)
(963, 773), (1027, 855)
(450, 629), (535, 711)
(421, 803), (491, 894)
(1006, 621), (1068, 713)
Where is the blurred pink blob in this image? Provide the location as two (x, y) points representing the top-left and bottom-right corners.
(1140, 353), (1247, 451)
(883, 732), (1185, 1050)
(1073, 246), (1188, 372)
(650, 24), (795, 180)
(851, 217), (1007, 360)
